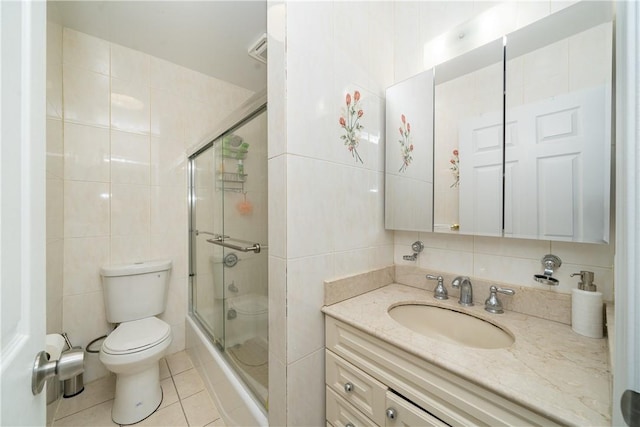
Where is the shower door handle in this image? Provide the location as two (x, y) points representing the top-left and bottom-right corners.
(195, 230), (228, 241)
(206, 237), (267, 254)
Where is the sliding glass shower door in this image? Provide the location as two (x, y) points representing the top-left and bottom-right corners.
(190, 107), (268, 407)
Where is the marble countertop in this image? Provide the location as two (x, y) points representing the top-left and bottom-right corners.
(322, 283), (611, 426)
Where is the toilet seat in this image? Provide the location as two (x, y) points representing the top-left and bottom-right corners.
(103, 317), (171, 355)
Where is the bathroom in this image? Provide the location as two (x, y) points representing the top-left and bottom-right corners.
(0, 0), (638, 426)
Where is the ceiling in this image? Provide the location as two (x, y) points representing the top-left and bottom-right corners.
(49, 1), (267, 92)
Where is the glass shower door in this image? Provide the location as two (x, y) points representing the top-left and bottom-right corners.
(190, 107), (268, 408)
(191, 145), (226, 347)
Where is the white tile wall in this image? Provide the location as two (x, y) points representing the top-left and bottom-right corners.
(286, 349), (326, 427)
(46, 20), (64, 336)
(110, 131), (151, 185)
(63, 65), (110, 127)
(54, 28), (253, 381)
(63, 28), (110, 75)
(268, 2), (395, 425)
(63, 123), (110, 182)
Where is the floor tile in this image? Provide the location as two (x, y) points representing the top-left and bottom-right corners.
(137, 402), (188, 427)
(205, 418), (226, 427)
(165, 350), (194, 376)
(158, 377), (179, 410)
(181, 390), (220, 427)
(53, 400), (117, 427)
(173, 368), (205, 400)
(55, 375), (116, 420)
(159, 358), (171, 380)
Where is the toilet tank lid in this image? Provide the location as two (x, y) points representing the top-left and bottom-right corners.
(100, 259), (172, 277)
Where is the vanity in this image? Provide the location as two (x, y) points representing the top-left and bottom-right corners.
(322, 283), (610, 426)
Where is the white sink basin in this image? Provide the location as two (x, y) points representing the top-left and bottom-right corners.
(388, 304), (514, 349)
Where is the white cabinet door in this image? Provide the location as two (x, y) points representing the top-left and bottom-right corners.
(0, 1), (47, 425)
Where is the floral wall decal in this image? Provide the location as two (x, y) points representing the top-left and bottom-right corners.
(450, 149), (460, 188)
(339, 90), (364, 163)
(398, 114), (413, 172)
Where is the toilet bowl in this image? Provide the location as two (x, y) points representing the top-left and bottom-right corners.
(99, 260), (173, 425)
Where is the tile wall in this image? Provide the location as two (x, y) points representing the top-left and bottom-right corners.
(46, 20), (64, 334)
(53, 28), (253, 382)
(268, 1), (396, 425)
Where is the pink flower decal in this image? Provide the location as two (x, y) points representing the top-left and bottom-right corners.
(398, 114), (413, 173)
(450, 149), (460, 188)
(339, 90), (364, 163)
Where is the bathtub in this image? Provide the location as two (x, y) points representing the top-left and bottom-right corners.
(186, 316), (268, 427)
(225, 293), (268, 347)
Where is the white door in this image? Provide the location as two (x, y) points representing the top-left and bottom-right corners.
(458, 111), (503, 236)
(504, 85), (610, 242)
(0, 1), (47, 425)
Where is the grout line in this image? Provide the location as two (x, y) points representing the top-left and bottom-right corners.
(171, 370), (191, 426)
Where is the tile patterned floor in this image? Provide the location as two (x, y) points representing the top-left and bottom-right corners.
(52, 351), (224, 427)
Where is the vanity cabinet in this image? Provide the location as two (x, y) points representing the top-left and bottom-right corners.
(325, 316), (562, 427)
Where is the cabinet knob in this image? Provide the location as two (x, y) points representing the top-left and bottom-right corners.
(345, 423), (355, 427)
(344, 382), (354, 393)
(386, 407), (397, 420)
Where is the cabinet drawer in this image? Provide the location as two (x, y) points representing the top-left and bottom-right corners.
(386, 391), (449, 427)
(327, 386), (379, 427)
(326, 350), (387, 425)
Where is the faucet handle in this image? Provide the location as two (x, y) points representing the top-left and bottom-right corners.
(426, 275), (448, 300)
(485, 285), (515, 314)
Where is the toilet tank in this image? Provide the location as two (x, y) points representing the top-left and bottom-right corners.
(100, 260), (172, 323)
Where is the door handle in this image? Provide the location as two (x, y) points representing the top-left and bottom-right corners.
(622, 389), (640, 427)
(31, 349), (84, 395)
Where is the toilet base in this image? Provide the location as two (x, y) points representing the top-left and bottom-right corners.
(111, 364), (162, 425)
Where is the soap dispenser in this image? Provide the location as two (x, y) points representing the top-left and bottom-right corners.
(570, 270), (596, 291)
(569, 270), (603, 338)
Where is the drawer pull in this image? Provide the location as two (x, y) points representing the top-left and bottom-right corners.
(386, 407), (397, 420)
(345, 423), (355, 427)
(344, 382), (354, 393)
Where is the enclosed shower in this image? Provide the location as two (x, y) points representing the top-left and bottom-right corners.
(188, 96), (268, 419)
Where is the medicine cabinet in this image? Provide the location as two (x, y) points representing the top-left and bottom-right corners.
(385, 1), (614, 244)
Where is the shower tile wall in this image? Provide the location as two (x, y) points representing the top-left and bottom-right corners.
(55, 28), (253, 382)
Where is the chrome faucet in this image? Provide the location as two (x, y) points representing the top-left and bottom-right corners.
(451, 276), (473, 306)
(484, 285), (515, 314)
(426, 275), (448, 300)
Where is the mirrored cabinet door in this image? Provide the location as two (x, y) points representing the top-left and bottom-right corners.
(384, 1), (613, 244)
(433, 38), (504, 237)
(385, 69), (434, 232)
(504, 1), (613, 243)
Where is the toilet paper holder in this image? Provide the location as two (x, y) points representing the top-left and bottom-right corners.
(533, 254), (562, 285)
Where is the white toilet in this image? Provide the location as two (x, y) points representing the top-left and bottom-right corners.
(99, 260), (173, 425)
